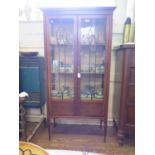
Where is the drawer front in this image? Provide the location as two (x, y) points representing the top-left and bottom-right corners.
(127, 85), (135, 104)
(129, 68), (135, 83)
(127, 106), (135, 124)
(126, 106), (135, 134)
(51, 103), (74, 116)
(128, 50), (135, 67)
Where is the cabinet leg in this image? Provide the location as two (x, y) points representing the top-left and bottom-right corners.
(117, 130), (125, 145)
(53, 118), (56, 128)
(113, 119), (118, 131)
(43, 118), (47, 128)
(48, 119), (51, 141)
(40, 107), (43, 114)
(103, 125), (107, 142)
(100, 119), (103, 129)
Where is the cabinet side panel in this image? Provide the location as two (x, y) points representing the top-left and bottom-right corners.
(113, 51), (123, 125)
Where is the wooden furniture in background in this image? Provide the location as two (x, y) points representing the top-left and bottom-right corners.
(19, 56), (46, 141)
(113, 43), (135, 145)
(19, 56), (45, 114)
(42, 7), (115, 141)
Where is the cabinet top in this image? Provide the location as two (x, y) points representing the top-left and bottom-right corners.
(41, 7), (116, 15)
(114, 43), (135, 51)
(40, 0), (116, 9)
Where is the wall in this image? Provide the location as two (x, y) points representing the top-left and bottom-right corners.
(19, 0), (128, 125)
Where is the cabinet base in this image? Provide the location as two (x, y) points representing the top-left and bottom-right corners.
(47, 117), (107, 142)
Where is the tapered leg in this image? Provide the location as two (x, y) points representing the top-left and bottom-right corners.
(53, 118), (56, 127)
(103, 124), (107, 142)
(40, 107), (43, 114)
(100, 119), (103, 129)
(43, 117), (47, 128)
(48, 119), (51, 140)
(113, 119), (118, 131)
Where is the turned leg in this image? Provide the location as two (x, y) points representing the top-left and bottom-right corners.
(117, 130), (125, 145)
(43, 117), (47, 128)
(113, 119), (118, 131)
(53, 117), (56, 127)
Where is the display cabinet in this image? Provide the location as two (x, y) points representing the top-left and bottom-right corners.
(113, 43), (135, 145)
(42, 7), (115, 141)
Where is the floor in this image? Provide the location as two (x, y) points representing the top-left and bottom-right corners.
(25, 122), (135, 155)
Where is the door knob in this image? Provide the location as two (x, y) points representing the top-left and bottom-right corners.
(77, 73), (81, 78)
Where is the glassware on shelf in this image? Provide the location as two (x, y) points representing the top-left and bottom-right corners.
(50, 36), (57, 44)
(96, 64), (104, 73)
(80, 84), (104, 100)
(52, 90), (62, 99)
(81, 18), (106, 45)
(81, 64), (104, 74)
(60, 64), (73, 73)
(52, 84), (74, 100)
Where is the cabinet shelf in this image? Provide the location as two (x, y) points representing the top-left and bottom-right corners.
(52, 72), (104, 75)
(81, 72), (104, 74)
(51, 43), (73, 46)
(81, 43), (105, 46)
(50, 42), (105, 46)
(52, 72), (74, 74)
(80, 99), (104, 103)
(51, 97), (74, 101)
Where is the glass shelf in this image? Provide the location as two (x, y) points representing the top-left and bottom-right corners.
(81, 43), (105, 45)
(50, 43), (73, 46)
(52, 72), (74, 74)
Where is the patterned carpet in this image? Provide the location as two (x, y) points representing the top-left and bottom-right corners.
(28, 123), (135, 155)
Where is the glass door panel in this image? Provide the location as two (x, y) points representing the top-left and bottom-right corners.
(80, 18), (106, 101)
(49, 18), (74, 100)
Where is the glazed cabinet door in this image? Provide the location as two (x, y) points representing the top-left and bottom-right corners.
(78, 16), (107, 116)
(46, 17), (77, 116)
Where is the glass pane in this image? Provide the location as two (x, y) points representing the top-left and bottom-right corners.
(80, 18), (106, 101)
(49, 18), (74, 100)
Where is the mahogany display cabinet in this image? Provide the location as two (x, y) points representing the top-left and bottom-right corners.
(42, 7), (115, 141)
(113, 43), (135, 145)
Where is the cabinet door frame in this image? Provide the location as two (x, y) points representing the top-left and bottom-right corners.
(77, 15), (112, 117)
(44, 15), (78, 116)
(44, 13), (113, 118)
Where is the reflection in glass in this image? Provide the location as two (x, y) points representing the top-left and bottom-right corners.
(50, 18), (74, 100)
(80, 18), (106, 101)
